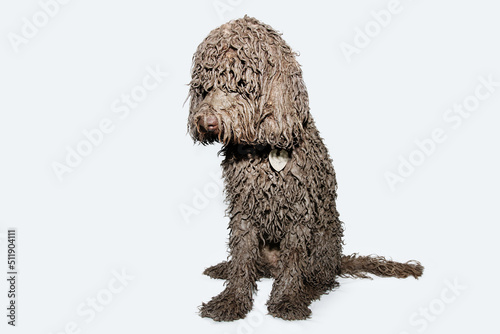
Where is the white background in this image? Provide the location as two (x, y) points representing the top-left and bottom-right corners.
(1, 0), (499, 333)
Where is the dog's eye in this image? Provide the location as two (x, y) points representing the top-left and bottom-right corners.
(201, 88), (212, 99)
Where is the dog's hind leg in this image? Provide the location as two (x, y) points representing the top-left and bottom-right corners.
(302, 225), (343, 301)
(204, 238), (277, 280)
(203, 261), (231, 279)
(204, 257), (273, 280)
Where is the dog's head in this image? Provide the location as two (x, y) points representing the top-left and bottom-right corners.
(188, 16), (310, 149)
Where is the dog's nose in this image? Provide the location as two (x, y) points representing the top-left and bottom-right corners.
(206, 115), (218, 131)
(199, 115), (219, 133)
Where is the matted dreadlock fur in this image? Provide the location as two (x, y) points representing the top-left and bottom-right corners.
(187, 16), (423, 322)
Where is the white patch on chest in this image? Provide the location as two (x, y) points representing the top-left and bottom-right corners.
(269, 149), (291, 172)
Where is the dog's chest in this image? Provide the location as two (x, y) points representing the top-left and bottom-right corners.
(223, 150), (301, 240)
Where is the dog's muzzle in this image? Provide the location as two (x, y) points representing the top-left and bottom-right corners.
(196, 109), (220, 136)
(199, 114), (219, 133)
(193, 89), (234, 141)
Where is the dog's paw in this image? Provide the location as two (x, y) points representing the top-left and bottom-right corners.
(267, 297), (311, 321)
(199, 289), (252, 321)
(203, 261), (230, 279)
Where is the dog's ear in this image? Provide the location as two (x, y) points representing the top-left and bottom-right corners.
(257, 62), (310, 149)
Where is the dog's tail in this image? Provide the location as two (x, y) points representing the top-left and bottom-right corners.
(340, 253), (423, 279)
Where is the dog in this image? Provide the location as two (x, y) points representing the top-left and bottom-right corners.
(187, 16), (423, 321)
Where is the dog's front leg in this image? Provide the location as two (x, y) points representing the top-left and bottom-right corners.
(267, 224), (312, 320)
(199, 217), (259, 321)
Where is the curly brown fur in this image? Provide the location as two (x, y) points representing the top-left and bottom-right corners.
(340, 254), (424, 279)
(188, 16), (423, 322)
